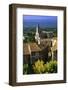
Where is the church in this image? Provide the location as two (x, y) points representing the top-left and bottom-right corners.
(23, 25), (57, 64)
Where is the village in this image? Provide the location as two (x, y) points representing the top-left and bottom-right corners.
(23, 25), (57, 63)
(23, 25), (57, 74)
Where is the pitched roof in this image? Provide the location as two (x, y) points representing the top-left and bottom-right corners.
(23, 43), (30, 55)
(23, 38), (57, 55)
(29, 43), (41, 52)
(23, 43), (41, 55)
(39, 39), (52, 50)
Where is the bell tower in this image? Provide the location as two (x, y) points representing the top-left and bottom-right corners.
(35, 24), (40, 45)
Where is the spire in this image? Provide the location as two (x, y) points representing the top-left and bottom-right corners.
(35, 24), (40, 45)
(36, 24), (39, 34)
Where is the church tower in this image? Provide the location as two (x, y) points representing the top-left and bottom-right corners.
(35, 25), (40, 45)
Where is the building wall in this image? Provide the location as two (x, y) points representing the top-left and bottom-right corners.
(23, 55), (30, 64)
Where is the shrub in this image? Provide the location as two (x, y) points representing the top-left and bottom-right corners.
(23, 63), (34, 74)
(32, 60), (57, 74)
(46, 60), (57, 73)
(23, 64), (28, 74)
(44, 64), (49, 73)
(23, 60), (57, 74)
(32, 59), (45, 74)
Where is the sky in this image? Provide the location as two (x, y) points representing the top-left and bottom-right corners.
(23, 15), (57, 28)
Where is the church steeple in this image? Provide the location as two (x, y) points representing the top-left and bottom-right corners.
(35, 24), (40, 45)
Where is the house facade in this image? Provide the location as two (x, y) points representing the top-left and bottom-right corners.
(23, 43), (41, 64)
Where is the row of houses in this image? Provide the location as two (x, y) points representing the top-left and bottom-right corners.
(23, 39), (57, 64)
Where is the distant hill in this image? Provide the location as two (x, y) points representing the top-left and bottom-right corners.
(23, 15), (57, 29)
(23, 26), (57, 34)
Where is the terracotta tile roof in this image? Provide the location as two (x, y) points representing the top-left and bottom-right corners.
(23, 43), (30, 55)
(29, 43), (41, 52)
(23, 39), (57, 55)
(23, 43), (41, 55)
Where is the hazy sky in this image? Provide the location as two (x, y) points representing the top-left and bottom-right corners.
(23, 15), (57, 28)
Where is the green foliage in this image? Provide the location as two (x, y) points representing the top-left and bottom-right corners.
(32, 59), (45, 74)
(53, 30), (57, 37)
(23, 64), (28, 74)
(32, 60), (57, 74)
(23, 60), (57, 74)
(23, 63), (34, 74)
(23, 32), (35, 43)
(46, 60), (57, 73)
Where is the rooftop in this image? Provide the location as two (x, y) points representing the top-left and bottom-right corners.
(23, 38), (57, 55)
(23, 43), (41, 55)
